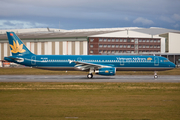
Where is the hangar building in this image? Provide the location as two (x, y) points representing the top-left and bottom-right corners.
(0, 27), (180, 64)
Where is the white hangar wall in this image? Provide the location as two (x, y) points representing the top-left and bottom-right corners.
(169, 33), (180, 53)
(0, 40), (88, 60)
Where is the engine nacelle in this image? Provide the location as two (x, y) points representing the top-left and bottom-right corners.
(95, 67), (116, 76)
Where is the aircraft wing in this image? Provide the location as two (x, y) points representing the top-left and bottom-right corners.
(72, 61), (112, 71)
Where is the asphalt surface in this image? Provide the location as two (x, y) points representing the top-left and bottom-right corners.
(0, 75), (180, 82)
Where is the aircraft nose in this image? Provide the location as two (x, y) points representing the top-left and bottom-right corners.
(170, 62), (176, 68)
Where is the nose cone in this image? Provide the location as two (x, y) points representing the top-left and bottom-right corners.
(170, 62), (176, 68)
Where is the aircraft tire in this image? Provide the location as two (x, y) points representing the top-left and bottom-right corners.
(87, 74), (93, 79)
(154, 75), (158, 79)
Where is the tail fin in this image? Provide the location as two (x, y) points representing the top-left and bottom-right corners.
(6, 32), (33, 56)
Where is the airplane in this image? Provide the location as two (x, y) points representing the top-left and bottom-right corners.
(4, 32), (175, 79)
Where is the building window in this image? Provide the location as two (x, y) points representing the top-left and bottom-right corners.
(127, 45), (131, 48)
(157, 40), (160, 42)
(127, 39), (131, 42)
(131, 39), (134, 42)
(120, 39), (123, 42)
(154, 40), (157, 42)
(99, 38), (103, 42)
(90, 50), (93, 53)
(112, 39), (115, 42)
(90, 39), (94, 42)
(116, 45), (119, 48)
(112, 45), (115, 48)
(99, 44), (102, 47)
(104, 39), (107, 42)
(123, 50), (126, 53)
(104, 45), (107, 48)
(108, 39), (111, 42)
(90, 45), (93, 47)
(119, 50), (123, 53)
(135, 45), (138, 49)
(157, 45), (160, 48)
(147, 40), (149, 42)
(131, 45), (134, 48)
(131, 51), (134, 53)
(143, 45), (145, 48)
(139, 45), (142, 48)
(99, 50), (102, 53)
(108, 45), (111, 48)
(103, 50), (107, 53)
(124, 39), (127, 42)
(116, 39), (119, 42)
(154, 45), (157, 48)
(108, 50), (111, 53)
(146, 45), (149, 48)
(150, 45), (153, 48)
(139, 40), (142, 42)
(116, 50), (119, 53)
(112, 51), (115, 53)
(135, 39), (138, 44)
(143, 40), (146, 42)
(127, 51), (130, 53)
(120, 45), (123, 48)
(150, 40), (153, 42)
(124, 45), (126, 48)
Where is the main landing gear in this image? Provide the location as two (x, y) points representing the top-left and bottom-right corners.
(87, 73), (93, 79)
(87, 69), (94, 79)
(154, 71), (158, 79)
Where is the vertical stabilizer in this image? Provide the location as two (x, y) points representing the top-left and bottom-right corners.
(6, 32), (33, 56)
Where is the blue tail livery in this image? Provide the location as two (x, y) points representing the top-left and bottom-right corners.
(6, 32), (33, 56)
(4, 32), (175, 79)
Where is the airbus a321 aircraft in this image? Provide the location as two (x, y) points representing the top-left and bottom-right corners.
(4, 32), (175, 79)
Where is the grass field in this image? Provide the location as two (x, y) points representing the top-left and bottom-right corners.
(0, 82), (180, 120)
(0, 67), (180, 75)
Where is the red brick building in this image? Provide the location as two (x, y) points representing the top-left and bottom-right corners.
(88, 37), (161, 55)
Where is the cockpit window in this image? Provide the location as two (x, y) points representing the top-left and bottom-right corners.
(164, 60), (169, 62)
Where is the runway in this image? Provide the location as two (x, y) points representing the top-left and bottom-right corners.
(0, 75), (180, 82)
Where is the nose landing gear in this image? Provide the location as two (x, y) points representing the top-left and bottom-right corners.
(154, 71), (158, 79)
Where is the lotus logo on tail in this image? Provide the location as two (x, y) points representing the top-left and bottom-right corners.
(10, 40), (26, 53)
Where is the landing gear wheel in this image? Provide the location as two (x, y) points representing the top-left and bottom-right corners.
(154, 71), (158, 79)
(87, 74), (93, 79)
(154, 75), (158, 79)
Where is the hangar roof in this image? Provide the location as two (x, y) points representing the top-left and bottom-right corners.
(0, 27), (180, 41)
(131, 27), (180, 35)
(0, 30), (120, 40)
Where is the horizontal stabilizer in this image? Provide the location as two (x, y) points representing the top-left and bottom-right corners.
(6, 57), (22, 60)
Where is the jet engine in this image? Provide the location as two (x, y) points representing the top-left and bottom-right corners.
(95, 67), (116, 76)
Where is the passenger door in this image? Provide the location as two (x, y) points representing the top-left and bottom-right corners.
(120, 58), (124, 66)
(31, 56), (36, 65)
(154, 57), (159, 66)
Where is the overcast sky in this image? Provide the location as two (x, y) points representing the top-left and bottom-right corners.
(0, 0), (180, 30)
